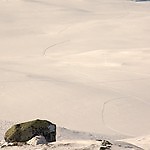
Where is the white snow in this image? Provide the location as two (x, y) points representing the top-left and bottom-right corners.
(121, 135), (150, 150)
(0, 0), (150, 149)
(27, 136), (47, 145)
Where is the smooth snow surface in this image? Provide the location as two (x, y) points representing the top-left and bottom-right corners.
(0, 0), (150, 138)
(122, 135), (150, 150)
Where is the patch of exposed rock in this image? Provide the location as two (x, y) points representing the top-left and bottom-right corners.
(4, 119), (56, 143)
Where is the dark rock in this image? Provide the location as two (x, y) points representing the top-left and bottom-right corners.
(99, 140), (112, 150)
(4, 119), (56, 143)
(101, 140), (113, 146)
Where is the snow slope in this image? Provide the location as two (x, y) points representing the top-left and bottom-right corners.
(0, 140), (143, 150)
(0, 0), (150, 139)
(121, 135), (150, 150)
(0, 121), (143, 150)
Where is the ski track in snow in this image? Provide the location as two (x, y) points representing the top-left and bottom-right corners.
(100, 85), (150, 137)
(1, 55), (150, 138)
(1, 0), (150, 145)
(42, 40), (70, 56)
(68, 68), (150, 136)
(101, 96), (134, 137)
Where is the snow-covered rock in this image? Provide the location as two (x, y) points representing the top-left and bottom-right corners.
(0, 141), (14, 148)
(27, 136), (47, 146)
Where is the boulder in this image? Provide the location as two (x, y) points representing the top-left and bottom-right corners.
(27, 135), (47, 145)
(4, 119), (56, 143)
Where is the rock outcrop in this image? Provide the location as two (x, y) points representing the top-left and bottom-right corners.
(99, 140), (113, 150)
(4, 119), (56, 143)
